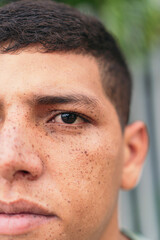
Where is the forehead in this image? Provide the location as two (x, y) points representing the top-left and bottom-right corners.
(0, 51), (106, 102)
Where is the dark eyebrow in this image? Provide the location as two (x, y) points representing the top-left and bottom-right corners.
(29, 94), (99, 108)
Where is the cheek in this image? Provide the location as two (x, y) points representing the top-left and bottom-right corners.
(38, 130), (123, 226)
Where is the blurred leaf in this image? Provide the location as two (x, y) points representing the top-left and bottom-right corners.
(98, 0), (160, 58)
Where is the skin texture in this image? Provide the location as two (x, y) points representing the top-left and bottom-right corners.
(0, 51), (148, 240)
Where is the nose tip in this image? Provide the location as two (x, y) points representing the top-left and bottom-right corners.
(0, 131), (43, 183)
(0, 150), (43, 183)
(1, 164), (41, 182)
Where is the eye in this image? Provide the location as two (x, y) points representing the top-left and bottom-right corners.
(49, 112), (87, 125)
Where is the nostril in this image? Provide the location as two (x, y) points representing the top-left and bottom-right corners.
(21, 170), (30, 176)
(13, 170), (30, 179)
(13, 170), (38, 181)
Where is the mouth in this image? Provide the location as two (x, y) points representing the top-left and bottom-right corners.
(0, 199), (57, 235)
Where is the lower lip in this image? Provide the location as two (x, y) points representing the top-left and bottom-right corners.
(0, 213), (56, 235)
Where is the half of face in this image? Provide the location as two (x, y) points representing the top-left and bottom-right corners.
(0, 51), (148, 240)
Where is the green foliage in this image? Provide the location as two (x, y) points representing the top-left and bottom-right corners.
(56, 0), (104, 9)
(0, 0), (17, 6)
(99, 0), (160, 58)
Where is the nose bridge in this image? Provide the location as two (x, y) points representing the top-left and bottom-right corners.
(0, 104), (43, 182)
(0, 119), (25, 160)
(0, 103), (28, 153)
(5, 100), (27, 124)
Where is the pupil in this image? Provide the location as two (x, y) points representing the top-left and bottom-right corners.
(61, 113), (77, 124)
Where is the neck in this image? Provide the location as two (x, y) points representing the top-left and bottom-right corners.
(96, 205), (126, 240)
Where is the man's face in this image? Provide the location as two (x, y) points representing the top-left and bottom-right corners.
(0, 51), (125, 240)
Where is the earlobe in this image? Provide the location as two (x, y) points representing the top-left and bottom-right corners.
(121, 121), (149, 190)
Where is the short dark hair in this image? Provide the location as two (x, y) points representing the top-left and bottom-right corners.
(0, 0), (132, 128)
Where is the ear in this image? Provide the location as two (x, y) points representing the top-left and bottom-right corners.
(121, 121), (149, 190)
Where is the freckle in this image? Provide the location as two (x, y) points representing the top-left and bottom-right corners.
(84, 150), (89, 156)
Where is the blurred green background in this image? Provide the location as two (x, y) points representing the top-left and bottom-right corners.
(62, 0), (160, 61)
(0, 0), (160, 239)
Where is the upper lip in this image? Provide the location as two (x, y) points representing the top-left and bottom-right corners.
(0, 199), (56, 216)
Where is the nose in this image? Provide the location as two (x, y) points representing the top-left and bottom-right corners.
(0, 121), (43, 183)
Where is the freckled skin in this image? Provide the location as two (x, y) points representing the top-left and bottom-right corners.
(0, 51), (127, 240)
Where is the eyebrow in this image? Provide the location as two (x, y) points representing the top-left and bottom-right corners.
(29, 94), (99, 108)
